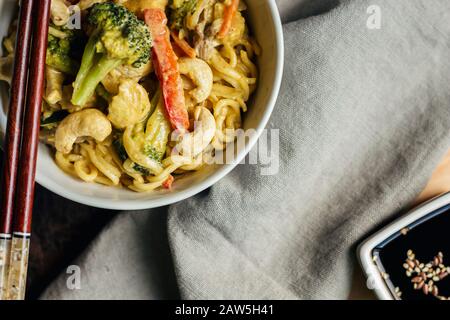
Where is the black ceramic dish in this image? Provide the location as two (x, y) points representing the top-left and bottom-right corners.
(359, 193), (450, 300)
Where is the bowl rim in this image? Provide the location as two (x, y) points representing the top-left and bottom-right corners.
(31, 0), (285, 210)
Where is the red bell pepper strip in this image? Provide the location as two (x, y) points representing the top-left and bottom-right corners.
(217, 0), (240, 39)
(144, 9), (190, 132)
(162, 175), (174, 190)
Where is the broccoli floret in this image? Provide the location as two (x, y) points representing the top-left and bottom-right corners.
(143, 92), (171, 163)
(169, 0), (197, 30)
(112, 134), (152, 176)
(71, 2), (152, 107)
(113, 92), (170, 175)
(144, 144), (164, 163)
(46, 34), (77, 75)
(46, 26), (84, 75)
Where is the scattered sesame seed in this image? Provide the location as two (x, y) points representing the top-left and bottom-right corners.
(402, 250), (449, 300)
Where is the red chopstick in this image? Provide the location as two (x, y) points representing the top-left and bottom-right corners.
(0, 0), (35, 300)
(1, 0), (51, 300)
(14, 0), (51, 237)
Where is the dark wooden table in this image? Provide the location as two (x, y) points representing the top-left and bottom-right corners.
(26, 185), (117, 299)
(1, 145), (117, 299)
(1, 148), (183, 300)
(5, 148), (448, 300)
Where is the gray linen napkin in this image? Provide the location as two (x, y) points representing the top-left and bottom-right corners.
(41, 0), (450, 299)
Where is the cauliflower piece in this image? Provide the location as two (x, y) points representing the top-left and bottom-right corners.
(121, 0), (168, 18)
(51, 0), (71, 26)
(101, 60), (153, 95)
(108, 80), (152, 129)
(117, 61), (153, 79)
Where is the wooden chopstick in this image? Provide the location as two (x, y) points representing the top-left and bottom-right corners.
(1, 0), (52, 300)
(0, 0), (36, 300)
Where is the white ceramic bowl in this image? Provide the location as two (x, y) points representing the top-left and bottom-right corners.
(0, 0), (284, 210)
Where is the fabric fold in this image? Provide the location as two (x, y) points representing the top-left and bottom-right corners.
(167, 0), (450, 299)
(41, 0), (450, 300)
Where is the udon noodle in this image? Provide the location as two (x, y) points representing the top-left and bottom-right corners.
(0, 0), (259, 192)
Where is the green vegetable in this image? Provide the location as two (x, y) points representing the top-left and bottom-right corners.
(133, 164), (151, 176)
(71, 2), (152, 107)
(169, 0), (197, 30)
(122, 91), (171, 174)
(46, 26), (84, 75)
(141, 93), (171, 163)
(112, 133), (151, 176)
(113, 134), (128, 162)
(40, 110), (69, 128)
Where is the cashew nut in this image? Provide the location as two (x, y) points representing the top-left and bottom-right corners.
(177, 107), (216, 157)
(55, 109), (112, 154)
(50, 0), (71, 26)
(178, 57), (213, 103)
